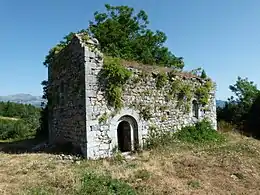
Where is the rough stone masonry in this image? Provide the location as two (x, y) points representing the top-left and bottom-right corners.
(48, 34), (217, 159)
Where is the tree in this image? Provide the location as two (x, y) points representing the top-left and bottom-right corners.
(217, 76), (260, 129)
(43, 4), (184, 69)
(88, 4), (184, 68)
(229, 76), (259, 106)
(200, 69), (207, 79)
(37, 80), (49, 137)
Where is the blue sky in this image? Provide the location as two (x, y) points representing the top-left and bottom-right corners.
(0, 0), (260, 100)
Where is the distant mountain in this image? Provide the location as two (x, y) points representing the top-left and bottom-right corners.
(0, 93), (227, 109)
(216, 100), (226, 108)
(0, 94), (44, 107)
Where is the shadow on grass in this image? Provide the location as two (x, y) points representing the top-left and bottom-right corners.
(0, 137), (43, 154)
(0, 136), (82, 156)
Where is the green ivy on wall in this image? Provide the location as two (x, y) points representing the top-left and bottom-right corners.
(97, 56), (214, 116)
(156, 72), (168, 89)
(98, 56), (132, 110)
(195, 80), (214, 106)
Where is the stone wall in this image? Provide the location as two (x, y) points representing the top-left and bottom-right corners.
(48, 36), (87, 152)
(48, 34), (217, 159)
(85, 62), (217, 159)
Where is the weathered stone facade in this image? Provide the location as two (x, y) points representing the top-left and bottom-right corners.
(48, 34), (217, 159)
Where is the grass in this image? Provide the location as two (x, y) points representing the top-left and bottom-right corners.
(0, 132), (260, 194)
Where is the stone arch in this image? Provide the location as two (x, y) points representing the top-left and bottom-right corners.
(109, 108), (143, 152)
(117, 115), (139, 151)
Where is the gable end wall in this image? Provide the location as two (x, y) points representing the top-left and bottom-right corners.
(48, 37), (87, 151)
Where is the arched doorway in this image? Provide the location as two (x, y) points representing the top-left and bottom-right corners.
(117, 115), (139, 152)
(117, 121), (131, 152)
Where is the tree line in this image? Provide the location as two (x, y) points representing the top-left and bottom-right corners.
(0, 101), (41, 140)
(0, 101), (40, 119)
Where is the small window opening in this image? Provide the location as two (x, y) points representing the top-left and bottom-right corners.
(60, 81), (65, 105)
(192, 100), (199, 119)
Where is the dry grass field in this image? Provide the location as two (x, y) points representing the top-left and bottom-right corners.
(0, 132), (260, 195)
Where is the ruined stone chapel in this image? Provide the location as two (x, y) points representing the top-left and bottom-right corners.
(48, 34), (217, 159)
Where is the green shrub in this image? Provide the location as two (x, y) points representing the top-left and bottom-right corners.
(175, 119), (225, 144)
(112, 151), (126, 164)
(0, 119), (34, 140)
(77, 172), (136, 195)
(146, 120), (225, 149)
(187, 180), (201, 189)
(145, 125), (174, 149)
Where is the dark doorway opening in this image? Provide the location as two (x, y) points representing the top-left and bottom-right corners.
(117, 121), (131, 152)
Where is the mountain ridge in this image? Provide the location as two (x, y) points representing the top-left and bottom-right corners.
(216, 100), (226, 108)
(0, 93), (226, 108)
(0, 94), (44, 107)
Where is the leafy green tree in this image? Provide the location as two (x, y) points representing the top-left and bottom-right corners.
(88, 4), (184, 68)
(229, 77), (259, 106)
(217, 76), (260, 129)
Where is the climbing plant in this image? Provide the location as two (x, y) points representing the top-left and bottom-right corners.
(98, 56), (132, 110)
(129, 70), (214, 115)
(195, 80), (214, 106)
(139, 105), (153, 120)
(98, 112), (109, 124)
(155, 72), (168, 89)
(164, 74), (214, 111)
